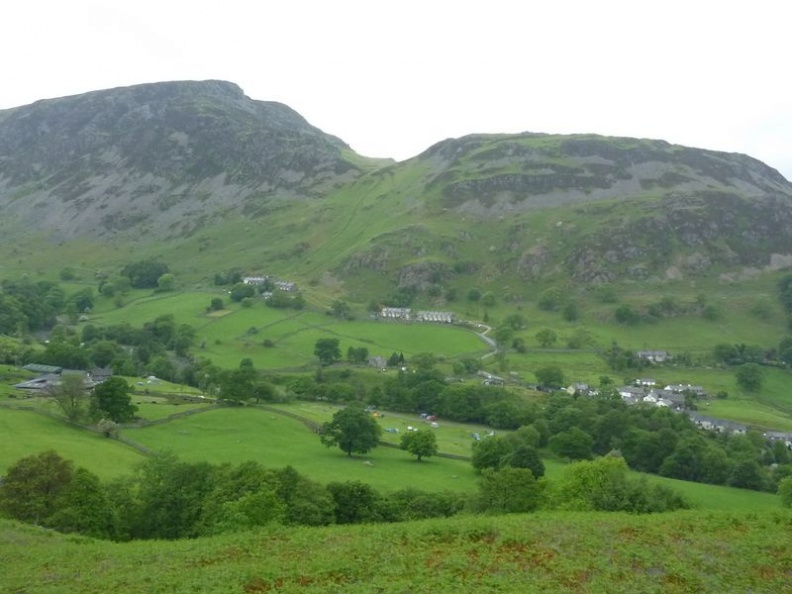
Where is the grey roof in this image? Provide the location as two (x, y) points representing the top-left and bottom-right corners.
(22, 363), (62, 374)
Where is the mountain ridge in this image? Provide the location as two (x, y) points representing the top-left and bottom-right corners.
(2, 80), (792, 293)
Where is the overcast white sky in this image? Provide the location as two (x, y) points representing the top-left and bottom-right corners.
(3, 0), (790, 179)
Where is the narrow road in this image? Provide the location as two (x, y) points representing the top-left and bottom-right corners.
(474, 324), (498, 359)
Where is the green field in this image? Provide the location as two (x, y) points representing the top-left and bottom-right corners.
(0, 407), (145, 479)
(3, 509), (791, 593)
(123, 406), (480, 493)
(2, 397), (781, 513)
(88, 293), (489, 370)
(272, 401), (494, 457)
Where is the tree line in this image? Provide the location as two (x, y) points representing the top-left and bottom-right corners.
(0, 449), (692, 543)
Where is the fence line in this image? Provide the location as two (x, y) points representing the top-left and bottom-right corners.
(121, 404), (223, 428)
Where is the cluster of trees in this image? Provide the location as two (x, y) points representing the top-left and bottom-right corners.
(535, 288), (579, 322)
(50, 374), (137, 424)
(0, 449), (690, 543)
(119, 259), (171, 289)
(476, 455), (689, 515)
(527, 391), (792, 493)
(368, 368), (534, 427)
(601, 342), (651, 372)
(328, 300), (352, 320)
(209, 285), (305, 312)
(613, 293), (720, 325)
(313, 338), (403, 368)
(609, 276), (792, 389)
(264, 290), (305, 310)
(709, 339), (792, 392)
(0, 279), (94, 337)
(19, 322), (265, 403)
(213, 359), (277, 405)
(0, 267), (187, 368)
(471, 427), (546, 479)
(777, 275), (792, 317)
(212, 268), (244, 286)
(30, 314), (196, 378)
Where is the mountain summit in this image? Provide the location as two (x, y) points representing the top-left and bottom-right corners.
(0, 80), (365, 239)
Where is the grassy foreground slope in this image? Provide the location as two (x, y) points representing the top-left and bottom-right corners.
(3, 511), (791, 593)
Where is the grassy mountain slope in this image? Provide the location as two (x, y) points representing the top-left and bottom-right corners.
(327, 133), (792, 294)
(2, 81), (792, 301)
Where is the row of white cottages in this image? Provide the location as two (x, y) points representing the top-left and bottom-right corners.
(379, 308), (454, 323)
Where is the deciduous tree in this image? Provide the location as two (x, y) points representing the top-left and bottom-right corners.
(48, 467), (115, 539)
(320, 406), (381, 457)
(219, 367), (255, 404)
(346, 346), (369, 364)
(501, 444), (545, 478)
(92, 376), (138, 423)
(534, 364), (565, 388)
(50, 373), (90, 422)
(471, 435), (512, 473)
(329, 300), (352, 320)
(549, 427), (593, 460)
(326, 481), (384, 524)
(400, 429), (438, 461)
(535, 328), (557, 348)
(552, 456), (689, 513)
(503, 313), (526, 330)
(0, 450), (75, 524)
(314, 338), (341, 366)
(156, 273), (176, 292)
(735, 363), (763, 392)
(476, 467), (542, 514)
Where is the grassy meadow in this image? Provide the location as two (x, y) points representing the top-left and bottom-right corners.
(0, 407), (145, 479)
(123, 406), (480, 493)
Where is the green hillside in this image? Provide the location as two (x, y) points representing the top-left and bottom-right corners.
(3, 510), (791, 593)
(2, 81), (792, 303)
